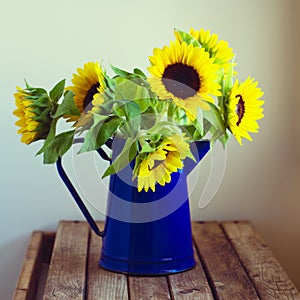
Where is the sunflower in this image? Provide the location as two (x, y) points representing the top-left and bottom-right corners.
(226, 77), (264, 145)
(66, 62), (106, 123)
(148, 40), (221, 121)
(134, 135), (190, 192)
(13, 87), (52, 144)
(176, 28), (235, 74)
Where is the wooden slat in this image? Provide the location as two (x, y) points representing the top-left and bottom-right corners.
(192, 222), (259, 300)
(14, 220), (300, 299)
(86, 222), (128, 300)
(12, 290), (28, 300)
(128, 276), (171, 300)
(222, 221), (300, 300)
(13, 231), (44, 300)
(43, 221), (90, 300)
(168, 246), (214, 299)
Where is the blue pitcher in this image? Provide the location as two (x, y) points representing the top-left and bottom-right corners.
(56, 139), (210, 275)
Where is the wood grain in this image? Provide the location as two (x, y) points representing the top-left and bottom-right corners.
(168, 247), (214, 300)
(221, 221), (300, 300)
(13, 221), (299, 299)
(192, 222), (259, 300)
(43, 221), (90, 300)
(13, 231), (44, 300)
(128, 276), (171, 300)
(12, 290), (28, 300)
(86, 222), (128, 300)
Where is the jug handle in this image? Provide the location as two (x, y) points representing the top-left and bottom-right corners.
(56, 138), (111, 237)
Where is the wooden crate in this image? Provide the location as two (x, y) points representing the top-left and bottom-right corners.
(13, 221), (300, 300)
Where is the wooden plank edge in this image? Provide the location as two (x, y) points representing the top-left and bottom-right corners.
(221, 221), (300, 299)
(13, 231), (55, 300)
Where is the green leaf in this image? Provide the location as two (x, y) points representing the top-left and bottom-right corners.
(113, 78), (150, 102)
(52, 90), (80, 118)
(79, 115), (122, 153)
(174, 29), (201, 47)
(113, 100), (141, 137)
(181, 108), (205, 140)
(102, 138), (137, 178)
(207, 125), (231, 148)
(203, 102), (226, 133)
(139, 140), (156, 154)
(24, 81), (48, 95)
(218, 129), (231, 147)
(114, 100), (140, 120)
(43, 130), (75, 164)
(36, 118), (58, 155)
(49, 79), (66, 103)
(210, 128), (224, 143)
(183, 125), (203, 141)
(133, 68), (147, 78)
(149, 121), (182, 137)
(111, 65), (131, 77)
(28, 95), (50, 108)
(134, 98), (150, 112)
(223, 58), (235, 95)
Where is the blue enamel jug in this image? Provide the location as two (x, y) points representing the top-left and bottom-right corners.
(56, 139), (210, 275)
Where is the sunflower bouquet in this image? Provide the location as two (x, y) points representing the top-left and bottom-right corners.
(13, 28), (264, 192)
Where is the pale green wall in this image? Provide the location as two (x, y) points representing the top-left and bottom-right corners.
(0, 0), (299, 298)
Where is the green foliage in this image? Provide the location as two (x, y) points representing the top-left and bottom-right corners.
(202, 102), (231, 147)
(79, 115), (122, 153)
(113, 100), (141, 137)
(49, 79), (66, 103)
(52, 91), (80, 118)
(102, 138), (138, 178)
(110, 65), (132, 77)
(133, 68), (147, 78)
(36, 118), (58, 155)
(114, 77), (150, 102)
(30, 79), (81, 163)
(43, 131), (75, 164)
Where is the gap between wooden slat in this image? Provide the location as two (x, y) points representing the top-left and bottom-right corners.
(192, 221), (259, 300)
(41, 232), (55, 264)
(221, 221), (300, 300)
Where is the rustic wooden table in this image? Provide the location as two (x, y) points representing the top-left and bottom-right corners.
(13, 221), (299, 300)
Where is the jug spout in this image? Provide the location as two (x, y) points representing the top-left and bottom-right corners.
(184, 140), (210, 175)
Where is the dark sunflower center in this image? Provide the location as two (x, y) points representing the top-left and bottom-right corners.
(162, 63), (200, 99)
(84, 83), (100, 110)
(235, 94), (245, 126)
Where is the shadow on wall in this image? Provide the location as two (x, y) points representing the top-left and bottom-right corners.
(0, 236), (29, 300)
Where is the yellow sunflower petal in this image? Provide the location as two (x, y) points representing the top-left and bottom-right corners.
(226, 77), (264, 145)
(186, 28), (235, 74)
(13, 86), (52, 144)
(135, 135), (190, 192)
(66, 62), (106, 123)
(148, 40), (221, 121)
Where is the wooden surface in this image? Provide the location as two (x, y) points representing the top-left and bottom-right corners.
(13, 221), (300, 300)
